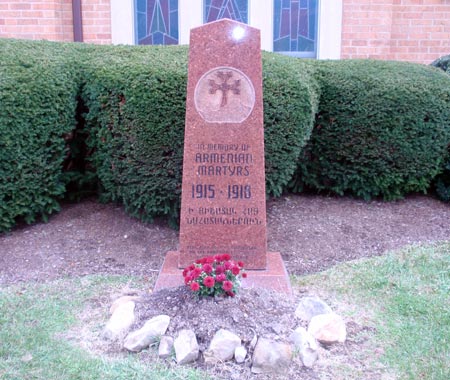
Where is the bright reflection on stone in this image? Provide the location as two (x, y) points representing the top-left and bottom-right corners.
(232, 26), (246, 41)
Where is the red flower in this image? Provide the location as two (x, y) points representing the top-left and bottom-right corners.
(215, 265), (225, 274)
(203, 276), (215, 288)
(205, 256), (215, 264)
(202, 263), (213, 274)
(216, 273), (226, 282)
(222, 280), (233, 292)
(190, 282), (200, 291)
(184, 256), (243, 297)
(221, 254), (231, 261)
(192, 267), (202, 279)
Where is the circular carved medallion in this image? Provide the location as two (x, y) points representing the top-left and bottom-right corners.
(194, 66), (255, 123)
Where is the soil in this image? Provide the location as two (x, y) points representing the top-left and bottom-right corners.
(1, 193), (449, 285)
(1, 193), (449, 379)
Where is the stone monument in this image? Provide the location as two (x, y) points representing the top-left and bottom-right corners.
(155, 19), (291, 294)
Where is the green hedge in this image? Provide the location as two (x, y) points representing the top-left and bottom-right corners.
(262, 52), (319, 197)
(430, 54), (450, 202)
(3, 38), (449, 232)
(290, 60), (450, 200)
(81, 45), (188, 224)
(82, 46), (318, 224)
(431, 54), (450, 73)
(0, 39), (82, 232)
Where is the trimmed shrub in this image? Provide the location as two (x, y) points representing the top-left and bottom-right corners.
(0, 39), (81, 232)
(430, 54), (450, 202)
(291, 60), (450, 200)
(82, 45), (189, 225)
(82, 46), (318, 224)
(431, 54), (450, 73)
(262, 52), (319, 197)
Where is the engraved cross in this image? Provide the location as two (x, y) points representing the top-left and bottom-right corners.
(208, 71), (241, 107)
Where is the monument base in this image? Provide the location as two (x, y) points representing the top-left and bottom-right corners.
(153, 251), (292, 295)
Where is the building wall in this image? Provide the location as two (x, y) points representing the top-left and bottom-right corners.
(0, 0), (111, 44)
(1, 0), (449, 62)
(81, 0), (111, 44)
(341, 0), (450, 63)
(0, 0), (73, 41)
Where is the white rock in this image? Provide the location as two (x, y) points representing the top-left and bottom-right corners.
(102, 301), (135, 340)
(234, 346), (247, 363)
(123, 315), (171, 352)
(290, 326), (319, 367)
(295, 296), (333, 322)
(308, 313), (346, 344)
(158, 335), (174, 359)
(174, 329), (199, 365)
(206, 329), (241, 362)
(109, 296), (141, 314)
(251, 337), (292, 374)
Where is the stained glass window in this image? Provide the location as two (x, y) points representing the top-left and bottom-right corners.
(135, 0), (179, 45)
(204, 0), (248, 24)
(273, 0), (318, 57)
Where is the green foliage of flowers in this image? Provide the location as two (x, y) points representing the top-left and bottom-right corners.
(182, 254), (246, 298)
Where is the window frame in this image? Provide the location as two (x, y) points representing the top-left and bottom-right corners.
(272, 0), (319, 58)
(110, 0), (342, 60)
(203, 0), (249, 24)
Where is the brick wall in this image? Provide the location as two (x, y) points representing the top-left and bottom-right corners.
(341, 0), (450, 63)
(0, 0), (111, 44)
(1, 1), (449, 62)
(0, 0), (73, 41)
(81, 0), (111, 44)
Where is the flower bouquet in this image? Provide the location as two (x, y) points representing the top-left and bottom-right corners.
(182, 254), (247, 298)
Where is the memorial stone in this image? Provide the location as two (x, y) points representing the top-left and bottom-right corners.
(154, 19), (292, 294)
(179, 19), (267, 269)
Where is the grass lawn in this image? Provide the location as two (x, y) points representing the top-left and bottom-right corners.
(0, 276), (208, 380)
(294, 241), (450, 380)
(1, 242), (448, 379)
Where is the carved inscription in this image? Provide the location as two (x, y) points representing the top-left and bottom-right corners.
(208, 71), (240, 107)
(194, 66), (255, 123)
(181, 141), (263, 261)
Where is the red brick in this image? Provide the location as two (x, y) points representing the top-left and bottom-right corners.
(352, 40), (369, 46)
(20, 19), (41, 25)
(10, 3), (31, 10)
